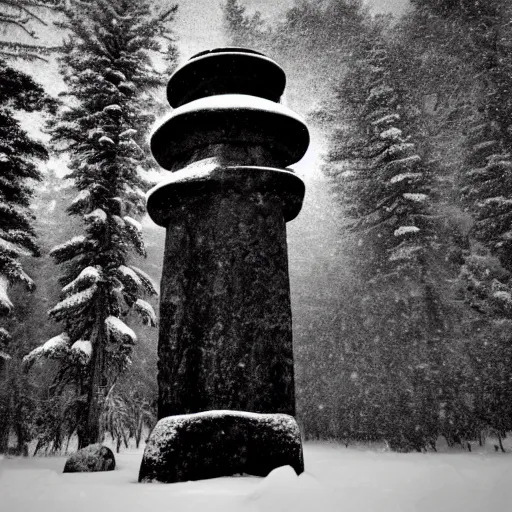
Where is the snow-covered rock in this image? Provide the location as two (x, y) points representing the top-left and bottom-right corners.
(63, 444), (115, 473)
(139, 410), (304, 483)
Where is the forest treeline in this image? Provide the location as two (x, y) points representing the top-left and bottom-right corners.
(1, 0), (512, 455)
(224, 0), (512, 452)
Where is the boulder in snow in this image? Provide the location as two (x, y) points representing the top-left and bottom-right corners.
(138, 410), (304, 483)
(63, 444), (115, 473)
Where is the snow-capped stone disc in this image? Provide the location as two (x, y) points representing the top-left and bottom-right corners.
(150, 94), (309, 170)
(167, 47), (286, 107)
(138, 410), (304, 483)
(146, 164), (305, 226)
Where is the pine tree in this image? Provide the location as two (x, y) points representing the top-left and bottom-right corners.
(0, 0), (60, 454)
(393, 0), (512, 447)
(0, 65), (49, 363)
(457, 246), (512, 448)
(421, 0), (512, 445)
(324, 31), (458, 450)
(455, 2), (512, 272)
(222, 0), (265, 48)
(23, 0), (178, 448)
(0, 0), (57, 363)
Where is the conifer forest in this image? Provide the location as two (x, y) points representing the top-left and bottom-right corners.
(2, 0), (512, 458)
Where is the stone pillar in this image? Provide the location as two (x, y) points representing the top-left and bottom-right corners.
(146, 48), (310, 420)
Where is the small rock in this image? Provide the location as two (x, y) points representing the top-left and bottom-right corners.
(139, 410), (304, 483)
(63, 444), (115, 473)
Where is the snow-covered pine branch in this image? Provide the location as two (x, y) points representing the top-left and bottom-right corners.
(133, 298), (156, 326)
(50, 235), (90, 263)
(123, 216), (145, 256)
(0, 236), (32, 258)
(129, 265), (158, 296)
(84, 208), (107, 225)
(71, 339), (92, 362)
(49, 284), (98, 321)
(22, 332), (71, 370)
(116, 264), (141, 290)
(0, 229), (39, 255)
(0, 274), (14, 316)
(105, 315), (136, 346)
(61, 266), (102, 296)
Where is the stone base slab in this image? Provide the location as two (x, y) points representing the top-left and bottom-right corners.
(138, 410), (304, 483)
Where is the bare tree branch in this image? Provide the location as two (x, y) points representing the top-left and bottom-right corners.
(1, 0), (48, 26)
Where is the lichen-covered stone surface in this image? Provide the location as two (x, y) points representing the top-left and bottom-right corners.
(157, 185), (296, 418)
(63, 444), (115, 473)
(138, 410), (304, 483)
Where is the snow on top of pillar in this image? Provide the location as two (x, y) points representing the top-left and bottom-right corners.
(150, 94), (309, 170)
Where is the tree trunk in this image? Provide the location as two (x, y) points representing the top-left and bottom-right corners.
(122, 430), (129, 449)
(135, 419), (142, 449)
(497, 432), (506, 453)
(79, 296), (107, 448)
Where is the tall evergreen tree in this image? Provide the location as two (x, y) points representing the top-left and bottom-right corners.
(0, 65), (48, 361)
(0, 64), (50, 453)
(0, 2), (58, 452)
(24, 0), (178, 448)
(453, 1), (512, 272)
(424, 0), (512, 445)
(324, 30), (460, 450)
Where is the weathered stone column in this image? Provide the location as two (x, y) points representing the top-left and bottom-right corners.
(146, 48), (309, 420)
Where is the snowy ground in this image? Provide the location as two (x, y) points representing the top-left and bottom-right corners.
(1, 441), (511, 512)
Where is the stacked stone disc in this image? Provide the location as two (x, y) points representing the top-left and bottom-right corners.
(140, 48), (310, 483)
